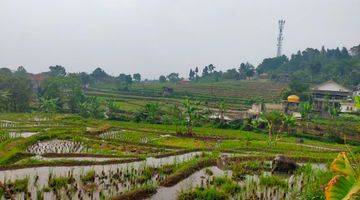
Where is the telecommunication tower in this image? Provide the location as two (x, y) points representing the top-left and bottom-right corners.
(276, 19), (285, 57)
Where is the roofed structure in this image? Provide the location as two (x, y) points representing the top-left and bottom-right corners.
(311, 80), (352, 113)
(311, 80), (350, 93)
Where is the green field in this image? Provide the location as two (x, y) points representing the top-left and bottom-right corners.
(88, 80), (285, 112)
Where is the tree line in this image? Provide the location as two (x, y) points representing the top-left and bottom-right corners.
(0, 65), (142, 114)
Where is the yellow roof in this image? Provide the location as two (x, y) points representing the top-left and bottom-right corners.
(287, 95), (300, 103)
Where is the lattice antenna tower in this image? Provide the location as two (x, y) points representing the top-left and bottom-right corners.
(276, 19), (285, 57)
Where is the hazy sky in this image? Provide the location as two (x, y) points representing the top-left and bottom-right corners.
(0, 0), (359, 79)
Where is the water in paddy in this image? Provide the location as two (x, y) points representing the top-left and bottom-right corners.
(149, 166), (229, 200)
(0, 151), (202, 200)
(149, 163), (327, 200)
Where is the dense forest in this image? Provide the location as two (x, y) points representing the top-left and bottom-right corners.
(257, 45), (360, 87)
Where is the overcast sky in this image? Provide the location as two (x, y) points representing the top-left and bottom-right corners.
(0, 0), (359, 79)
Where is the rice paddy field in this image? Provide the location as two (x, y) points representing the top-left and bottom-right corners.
(0, 112), (359, 200)
(87, 80), (286, 112)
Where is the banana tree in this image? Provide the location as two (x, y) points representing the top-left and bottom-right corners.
(325, 152), (360, 200)
(218, 100), (228, 126)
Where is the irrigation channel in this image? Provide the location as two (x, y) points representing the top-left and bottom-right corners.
(0, 151), (326, 200)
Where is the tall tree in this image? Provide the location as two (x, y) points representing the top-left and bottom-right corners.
(202, 66), (209, 77)
(208, 64), (215, 73)
(189, 69), (195, 81)
(49, 65), (66, 77)
(167, 73), (180, 83)
(91, 67), (109, 82)
(133, 73), (141, 82)
(195, 67), (199, 79)
(159, 75), (166, 83)
(350, 44), (360, 57)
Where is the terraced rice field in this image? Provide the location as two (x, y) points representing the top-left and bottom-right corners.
(0, 113), (358, 199)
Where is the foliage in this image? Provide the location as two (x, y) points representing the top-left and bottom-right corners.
(49, 65), (66, 77)
(328, 104), (340, 119)
(106, 99), (123, 120)
(143, 103), (161, 123)
(183, 98), (201, 134)
(299, 170), (333, 200)
(41, 75), (85, 112)
(167, 73), (181, 83)
(261, 111), (283, 138)
(257, 46), (360, 87)
(38, 97), (58, 113)
(238, 62), (255, 80)
(79, 96), (105, 118)
(178, 187), (229, 200)
(259, 175), (288, 189)
(159, 75), (166, 82)
(91, 67), (109, 82)
(170, 104), (184, 133)
(0, 69), (32, 112)
(325, 152), (360, 200)
(355, 96), (360, 109)
(299, 102), (312, 121)
(218, 100), (228, 126)
(133, 73), (141, 82)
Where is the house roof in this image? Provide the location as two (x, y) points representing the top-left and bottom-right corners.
(311, 80), (350, 92)
(29, 73), (48, 84)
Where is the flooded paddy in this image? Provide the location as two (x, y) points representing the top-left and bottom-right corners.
(150, 161), (327, 200)
(26, 140), (85, 155)
(0, 151), (203, 200)
(0, 151), (328, 200)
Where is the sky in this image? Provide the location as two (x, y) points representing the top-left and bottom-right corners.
(0, 0), (359, 79)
